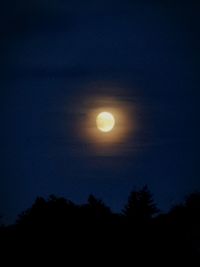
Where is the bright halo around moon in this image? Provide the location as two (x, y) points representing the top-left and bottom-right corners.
(96, 112), (115, 132)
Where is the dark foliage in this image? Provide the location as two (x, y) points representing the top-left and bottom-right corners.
(123, 185), (159, 222)
(1, 188), (199, 265)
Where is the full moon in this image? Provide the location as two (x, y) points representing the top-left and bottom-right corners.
(96, 112), (115, 132)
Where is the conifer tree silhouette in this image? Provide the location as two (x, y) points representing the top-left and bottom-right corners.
(123, 185), (159, 222)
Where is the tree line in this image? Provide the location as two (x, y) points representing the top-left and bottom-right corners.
(0, 185), (200, 264)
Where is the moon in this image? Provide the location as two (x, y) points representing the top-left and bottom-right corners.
(96, 112), (115, 132)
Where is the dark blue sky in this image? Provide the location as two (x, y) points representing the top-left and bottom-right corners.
(1, 0), (200, 223)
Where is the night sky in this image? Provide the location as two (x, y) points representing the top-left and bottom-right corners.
(1, 0), (200, 223)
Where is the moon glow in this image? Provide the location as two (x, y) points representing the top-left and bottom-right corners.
(96, 112), (115, 132)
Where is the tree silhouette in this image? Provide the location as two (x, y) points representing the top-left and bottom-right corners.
(1, 187), (200, 264)
(166, 191), (200, 259)
(82, 194), (112, 221)
(185, 191), (200, 215)
(169, 191), (200, 223)
(16, 197), (47, 227)
(123, 185), (159, 222)
(16, 195), (78, 229)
